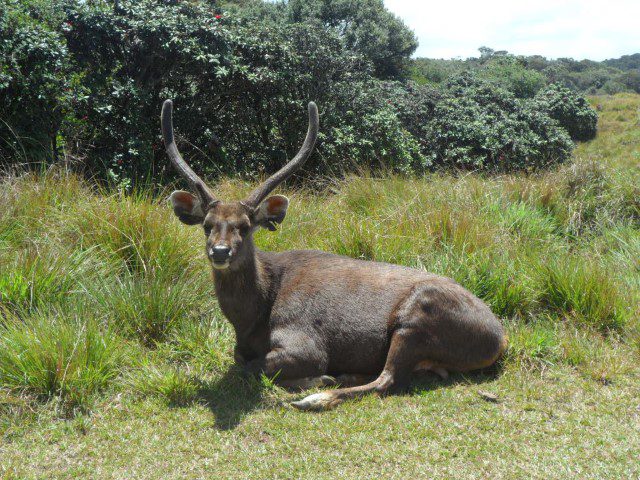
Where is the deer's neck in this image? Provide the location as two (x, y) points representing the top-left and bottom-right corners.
(212, 242), (273, 337)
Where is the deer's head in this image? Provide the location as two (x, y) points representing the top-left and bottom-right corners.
(161, 100), (319, 271)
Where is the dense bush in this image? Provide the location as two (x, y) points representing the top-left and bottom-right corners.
(0, 5), (72, 162)
(534, 84), (598, 141)
(602, 53), (640, 71)
(478, 56), (547, 98)
(384, 82), (443, 165)
(1, 0), (424, 181)
(423, 75), (574, 169)
(0, 1), (598, 183)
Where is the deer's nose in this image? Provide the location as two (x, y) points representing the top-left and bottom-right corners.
(209, 245), (232, 263)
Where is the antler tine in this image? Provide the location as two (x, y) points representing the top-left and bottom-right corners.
(161, 99), (215, 204)
(244, 102), (319, 208)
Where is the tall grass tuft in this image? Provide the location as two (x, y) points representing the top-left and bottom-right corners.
(62, 191), (203, 279)
(0, 247), (97, 313)
(162, 313), (235, 372)
(538, 257), (628, 332)
(127, 360), (200, 407)
(0, 309), (123, 412)
(91, 266), (216, 345)
(456, 255), (535, 319)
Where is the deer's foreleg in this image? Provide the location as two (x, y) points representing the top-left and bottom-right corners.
(243, 330), (328, 382)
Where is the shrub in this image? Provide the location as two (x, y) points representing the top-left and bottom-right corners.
(0, 4), (72, 164)
(412, 48), (640, 96)
(533, 84), (598, 141)
(1, 0), (423, 182)
(317, 79), (428, 174)
(386, 81), (442, 165)
(479, 56), (547, 98)
(284, 0), (418, 79)
(423, 74), (574, 170)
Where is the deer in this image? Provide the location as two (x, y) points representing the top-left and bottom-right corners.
(161, 99), (507, 411)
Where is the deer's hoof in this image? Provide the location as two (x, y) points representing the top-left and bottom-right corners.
(291, 392), (334, 411)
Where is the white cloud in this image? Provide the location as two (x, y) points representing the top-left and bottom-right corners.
(384, 0), (640, 60)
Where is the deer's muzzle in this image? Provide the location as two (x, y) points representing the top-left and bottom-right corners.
(209, 245), (232, 265)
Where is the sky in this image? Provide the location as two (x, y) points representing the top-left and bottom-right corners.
(383, 0), (640, 61)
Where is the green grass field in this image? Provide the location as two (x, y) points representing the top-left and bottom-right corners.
(1, 94), (639, 479)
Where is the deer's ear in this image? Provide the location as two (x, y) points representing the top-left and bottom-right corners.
(254, 195), (289, 231)
(169, 190), (205, 225)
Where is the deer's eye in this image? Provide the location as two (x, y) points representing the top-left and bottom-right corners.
(203, 225), (212, 236)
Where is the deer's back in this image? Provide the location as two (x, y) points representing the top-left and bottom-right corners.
(264, 250), (499, 374)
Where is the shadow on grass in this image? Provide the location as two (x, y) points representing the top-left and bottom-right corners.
(408, 363), (504, 396)
(195, 366), (265, 431)
(178, 363), (504, 429)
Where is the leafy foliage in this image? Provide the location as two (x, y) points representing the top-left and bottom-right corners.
(1, 1), (598, 182)
(602, 53), (640, 71)
(533, 84), (598, 141)
(284, 0), (418, 79)
(478, 56), (547, 98)
(420, 74), (574, 169)
(0, 3), (71, 162)
(1, 0), (423, 181)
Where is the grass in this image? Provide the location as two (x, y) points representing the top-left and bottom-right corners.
(0, 309), (123, 414)
(537, 256), (627, 331)
(1, 93), (639, 478)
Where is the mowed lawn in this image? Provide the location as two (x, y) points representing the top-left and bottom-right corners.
(1, 94), (639, 479)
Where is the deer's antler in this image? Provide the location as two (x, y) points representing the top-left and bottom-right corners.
(243, 102), (319, 207)
(161, 99), (216, 205)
